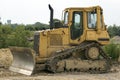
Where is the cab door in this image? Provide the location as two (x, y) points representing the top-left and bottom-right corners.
(70, 11), (83, 40)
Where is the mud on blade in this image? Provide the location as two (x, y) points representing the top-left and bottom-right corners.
(9, 47), (36, 75)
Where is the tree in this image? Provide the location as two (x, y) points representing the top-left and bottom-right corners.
(0, 25), (13, 48)
(25, 25), (35, 31)
(107, 24), (120, 37)
(0, 24), (33, 48)
(9, 25), (32, 47)
(25, 22), (49, 31)
(33, 22), (49, 30)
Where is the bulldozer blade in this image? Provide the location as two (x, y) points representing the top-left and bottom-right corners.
(9, 47), (36, 75)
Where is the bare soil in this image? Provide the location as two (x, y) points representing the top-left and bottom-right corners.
(0, 64), (119, 80)
(0, 48), (120, 80)
(0, 48), (13, 68)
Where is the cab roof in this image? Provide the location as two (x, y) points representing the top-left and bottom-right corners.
(64, 6), (102, 11)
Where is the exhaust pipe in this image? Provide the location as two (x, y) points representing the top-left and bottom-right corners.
(48, 4), (54, 29)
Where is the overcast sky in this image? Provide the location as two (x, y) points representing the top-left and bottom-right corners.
(0, 0), (120, 25)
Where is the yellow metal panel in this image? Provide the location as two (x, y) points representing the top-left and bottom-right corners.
(39, 32), (48, 58)
(39, 28), (70, 58)
(86, 30), (110, 45)
(86, 30), (97, 40)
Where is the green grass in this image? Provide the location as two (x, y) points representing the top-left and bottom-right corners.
(103, 43), (120, 60)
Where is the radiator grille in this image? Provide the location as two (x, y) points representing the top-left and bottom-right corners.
(50, 34), (62, 46)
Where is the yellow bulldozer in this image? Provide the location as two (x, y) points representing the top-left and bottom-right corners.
(9, 4), (110, 75)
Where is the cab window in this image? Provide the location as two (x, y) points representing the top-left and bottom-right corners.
(64, 12), (68, 25)
(71, 11), (83, 40)
(88, 12), (97, 29)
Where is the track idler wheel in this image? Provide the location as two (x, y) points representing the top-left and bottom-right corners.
(86, 46), (100, 60)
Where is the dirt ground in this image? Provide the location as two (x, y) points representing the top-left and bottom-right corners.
(0, 48), (13, 68)
(0, 48), (120, 80)
(0, 64), (119, 80)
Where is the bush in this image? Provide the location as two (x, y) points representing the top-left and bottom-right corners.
(104, 44), (120, 60)
(0, 25), (13, 48)
(0, 25), (33, 48)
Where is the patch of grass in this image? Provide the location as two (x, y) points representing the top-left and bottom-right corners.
(103, 44), (120, 60)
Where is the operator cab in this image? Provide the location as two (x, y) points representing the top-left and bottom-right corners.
(62, 6), (106, 44)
